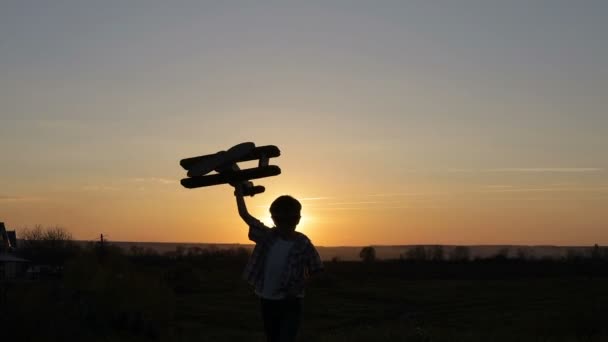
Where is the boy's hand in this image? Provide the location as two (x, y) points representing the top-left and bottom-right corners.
(234, 182), (258, 226)
(233, 183), (244, 196)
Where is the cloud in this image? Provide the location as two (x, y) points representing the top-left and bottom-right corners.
(0, 195), (41, 202)
(366, 192), (448, 197)
(447, 168), (478, 173)
(480, 186), (608, 193)
(81, 185), (119, 192)
(312, 205), (439, 211)
(299, 197), (334, 201)
(132, 177), (176, 185)
(482, 188), (567, 193)
(486, 168), (604, 173)
(325, 201), (381, 205)
(449, 168), (603, 173)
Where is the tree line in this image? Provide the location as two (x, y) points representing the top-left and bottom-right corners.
(358, 244), (608, 263)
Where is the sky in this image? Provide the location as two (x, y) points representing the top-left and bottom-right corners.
(1, 1), (607, 246)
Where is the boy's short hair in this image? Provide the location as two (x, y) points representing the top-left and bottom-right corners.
(270, 195), (302, 218)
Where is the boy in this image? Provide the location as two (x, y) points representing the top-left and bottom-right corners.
(234, 184), (323, 342)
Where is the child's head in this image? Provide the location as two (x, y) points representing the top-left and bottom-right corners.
(270, 195), (301, 231)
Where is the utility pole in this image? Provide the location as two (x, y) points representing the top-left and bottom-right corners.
(98, 233), (106, 259)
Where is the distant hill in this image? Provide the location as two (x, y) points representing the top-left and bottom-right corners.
(93, 241), (596, 261)
(318, 245), (595, 261)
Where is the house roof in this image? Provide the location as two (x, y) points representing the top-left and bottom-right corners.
(0, 253), (28, 263)
(0, 222), (11, 250)
(7, 231), (16, 248)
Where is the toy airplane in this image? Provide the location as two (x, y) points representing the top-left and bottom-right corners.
(179, 142), (281, 196)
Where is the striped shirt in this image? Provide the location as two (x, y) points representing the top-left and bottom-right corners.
(243, 219), (324, 297)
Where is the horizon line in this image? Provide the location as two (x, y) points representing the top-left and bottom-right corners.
(65, 239), (605, 248)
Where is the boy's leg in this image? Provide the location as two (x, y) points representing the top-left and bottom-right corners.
(279, 297), (302, 342)
(261, 298), (281, 342)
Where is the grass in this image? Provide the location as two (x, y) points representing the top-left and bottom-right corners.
(166, 261), (608, 341)
(3, 255), (608, 341)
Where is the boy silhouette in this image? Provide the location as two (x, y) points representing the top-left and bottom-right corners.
(234, 184), (323, 342)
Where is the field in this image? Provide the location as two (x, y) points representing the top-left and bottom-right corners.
(171, 261), (608, 342)
(2, 248), (608, 341)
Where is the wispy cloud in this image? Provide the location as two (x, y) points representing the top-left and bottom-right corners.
(297, 195), (441, 210)
(81, 185), (119, 192)
(449, 168), (603, 173)
(312, 205), (439, 211)
(259, 195), (421, 210)
(325, 201), (381, 205)
(132, 177), (176, 185)
(487, 168), (603, 173)
(0, 195), (42, 202)
(447, 168), (478, 173)
(313, 206), (408, 211)
(480, 186), (608, 193)
(366, 193), (415, 197)
(482, 188), (570, 193)
(365, 192), (448, 198)
(299, 197), (334, 201)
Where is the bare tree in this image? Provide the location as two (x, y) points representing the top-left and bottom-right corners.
(20, 225), (73, 242)
(18, 225), (79, 265)
(403, 246), (428, 261)
(129, 245), (145, 256)
(591, 244), (602, 260)
(493, 247), (510, 260)
(566, 248), (583, 261)
(359, 246), (376, 263)
(430, 245), (444, 262)
(516, 247), (530, 261)
(449, 246), (470, 262)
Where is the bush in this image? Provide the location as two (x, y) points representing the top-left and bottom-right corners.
(360, 246), (377, 263)
(402, 246), (428, 262)
(17, 225), (81, 266)
(449, 246), (470, 262)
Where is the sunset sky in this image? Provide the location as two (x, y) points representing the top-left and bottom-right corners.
(1, 1), (607, 246)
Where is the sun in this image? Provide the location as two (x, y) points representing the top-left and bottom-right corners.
(295, 213), (312, 233)
(260, 214), (274, 228)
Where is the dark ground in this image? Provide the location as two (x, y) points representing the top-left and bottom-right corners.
(2, 249), (608, 341)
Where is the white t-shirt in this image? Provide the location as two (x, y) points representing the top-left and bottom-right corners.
(257, 238), (295, 299)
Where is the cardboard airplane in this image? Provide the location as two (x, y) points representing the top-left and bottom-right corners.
(179, 142), (281, 196)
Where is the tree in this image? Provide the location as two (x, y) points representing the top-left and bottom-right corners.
(430, 245), (444, 262)
(129, 245), (144, 256)
(403, 246), (428, 261)
(359, 246), (376, 263)
(449, 246), (470, 262)
(566, 248), (583, 261)
(591, 244), (601, 260)
(187, 246), (204, 257)
(493, 247), (510, 261)
(516, 247), (530, 261)
(18, 225), (80, 266)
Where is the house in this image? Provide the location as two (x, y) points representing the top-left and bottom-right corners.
(0, 222), (28, 279)
(0, 221), (14, 252)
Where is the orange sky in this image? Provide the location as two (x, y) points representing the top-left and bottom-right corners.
(3, 150), (607, 246)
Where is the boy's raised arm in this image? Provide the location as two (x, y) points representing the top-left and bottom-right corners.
(234, 184), (271, 243)
(234, 184), (259, 227)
